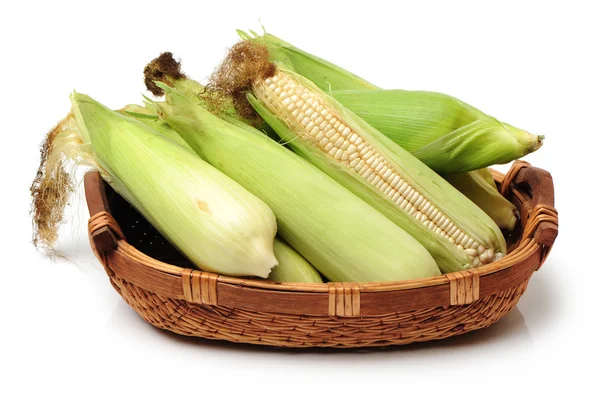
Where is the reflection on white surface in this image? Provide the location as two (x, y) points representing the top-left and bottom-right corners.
(515, 258), (564, 330)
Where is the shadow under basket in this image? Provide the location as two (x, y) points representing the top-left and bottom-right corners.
(85, 160), (558, 348)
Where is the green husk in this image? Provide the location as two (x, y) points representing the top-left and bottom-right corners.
(239, 30), (379, 92)
(270, 237), (323, 283)
(445, 169), (518, 231)
(243, 31), (543, 174)
(124, 106), (324, 283)
(332, 90), (543, 173)
(153, 82), (440, 282)
(119, 104), (190, 147)
(477, 167), (498, 188)
(32, 93), (278, 278)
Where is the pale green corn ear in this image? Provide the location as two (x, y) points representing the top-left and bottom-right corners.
(123, 105), (324, 283)
(243, 32), (544, 174)
(216, 43), (505, 272)
(124, 107), (323, 283)
(445, 170), (518, 231)
(239, 30), (379, 91)
(123, 107), (324, 283)
(32, 92), (279, 278)
(333, 90), (544, 173)
(270, 237), (323, 283)
(153, 82), (440, 282)
(477, 167), (498, 188)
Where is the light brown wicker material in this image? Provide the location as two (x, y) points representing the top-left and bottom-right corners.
(84, 161), (558, 348)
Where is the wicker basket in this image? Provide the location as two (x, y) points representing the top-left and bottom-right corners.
(84, 160), (558, 348)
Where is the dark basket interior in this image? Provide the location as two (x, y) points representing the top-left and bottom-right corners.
(104, 183), (193, 267)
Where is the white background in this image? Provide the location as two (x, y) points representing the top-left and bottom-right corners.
(1, 0), (598, 397)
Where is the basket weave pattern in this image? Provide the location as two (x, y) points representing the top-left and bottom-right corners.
(114, 275), (529, 347)
(85, 161), (558, 348)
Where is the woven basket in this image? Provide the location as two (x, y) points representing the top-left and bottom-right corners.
(84, 160), (558, 348)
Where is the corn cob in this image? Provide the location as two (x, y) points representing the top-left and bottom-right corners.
(445, 169), (518, 231)
(271, 237), (323, 283)
(32, 93), (278, 278)
(243, 31), (543, 174)
(208, 42), (506, 272)
(328, 91), (521, 230)
(123, 106), (325, 283)
(151, 81), (440, 282)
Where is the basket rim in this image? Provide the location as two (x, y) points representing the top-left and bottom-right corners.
(111, 228), (539, 293)
(84, 161), (558, 316)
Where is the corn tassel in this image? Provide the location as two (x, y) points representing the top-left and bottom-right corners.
(143, 52), (279, 139)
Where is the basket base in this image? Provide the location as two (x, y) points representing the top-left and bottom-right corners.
(111, 273), (529, 348)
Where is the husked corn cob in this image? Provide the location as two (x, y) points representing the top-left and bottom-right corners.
(243, 31), (543, 174)
(210, 42), (506, 272)
(151, 81), (440, 282)
(445, 169), (518, 231)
